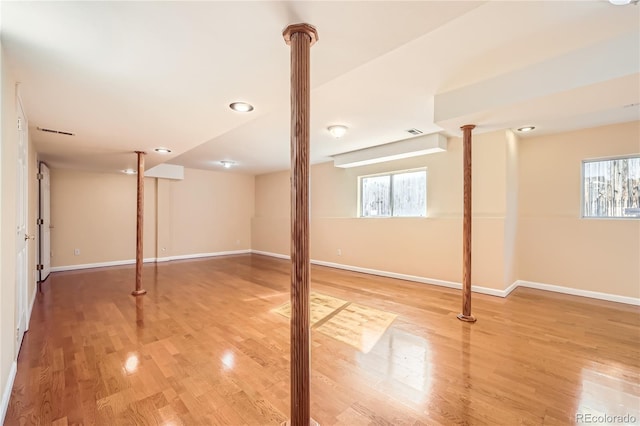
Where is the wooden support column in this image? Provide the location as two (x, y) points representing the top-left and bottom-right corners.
(132, 151), (147, 297)
(457, 125), (476, 323)
(283, 23), (318, 426)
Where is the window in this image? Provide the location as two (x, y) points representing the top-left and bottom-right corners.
(359, 169), (426, 217)
(582, 156), (640, 218)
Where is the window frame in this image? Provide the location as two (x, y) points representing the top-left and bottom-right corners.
(581, 154), (640, 220)
(357, 167), (427, 218)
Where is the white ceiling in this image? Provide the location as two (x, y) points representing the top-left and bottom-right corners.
(2, 1), (638, 175)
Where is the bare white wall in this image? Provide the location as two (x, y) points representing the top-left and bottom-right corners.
(253, 130), (513, 290)
(0, 40), (18, 422)
(254, 122), (640, 300)
(49, 167), (255, 267)
(518, 121), (640, 298)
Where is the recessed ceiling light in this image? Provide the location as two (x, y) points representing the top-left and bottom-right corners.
(122, 169), (137, 175)
(327, 125), (348, 139)
(154, 147), (171, 154)
(229, 102), (254, 112)
(220, 160), (235, 169)
(517, 126), (536, 132)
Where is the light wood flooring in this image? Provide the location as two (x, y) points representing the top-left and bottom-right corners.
(6, 254), (640, 425)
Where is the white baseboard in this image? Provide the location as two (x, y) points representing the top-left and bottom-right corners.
(516, 280), (640, 306)
(251, 250), (507, 297)
(48, 250), (640, 306)
(251, 250), (290, 260)
(156, 250), (251, 263)
(0, 361), (17, 425)
(502, 280), (520, 297)
(50, 257), (158, 272)
(251, 250), (640, 305)
(26, 286), (37, 332)
(50, 250), (252, 273)
(3, 282), (39, 422)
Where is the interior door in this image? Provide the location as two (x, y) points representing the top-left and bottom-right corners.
(15, 96), (29, 354)
(39, 162), (51, 282)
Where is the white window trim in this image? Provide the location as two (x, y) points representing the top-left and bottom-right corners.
(581, 154), (640, 220)
(357, 167), (427, 218)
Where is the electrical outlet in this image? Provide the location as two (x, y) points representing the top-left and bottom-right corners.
(74, 248), (80, 256)
(236, 239), (240, 245)
(337, 249), (342, 256)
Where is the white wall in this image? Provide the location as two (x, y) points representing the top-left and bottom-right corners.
(253, 122), (640, 302)
(518, 121), (640, 298)
(49, 167), (255, 268)
(253, 130), (514, 291)
(1, 40), (18, 424)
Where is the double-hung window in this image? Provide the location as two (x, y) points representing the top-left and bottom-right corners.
(359, 169), (427, 217)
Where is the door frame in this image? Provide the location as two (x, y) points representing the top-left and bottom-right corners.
(15, 91), (30, 355)
(38, 161), (51, 285)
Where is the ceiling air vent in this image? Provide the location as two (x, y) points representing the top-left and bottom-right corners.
(406, 128), (423, 136)
(37, 127), (75, 136)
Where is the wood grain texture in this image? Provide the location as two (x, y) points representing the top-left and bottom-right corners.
(458, 125), (476, 322)
(282, 23), (318, 47)
(6, 254), (640, 425)
(316, 303), (396, 354)
(273, 292), (348, 326)
(132, 151), (147, 296)
(284, 22), (318, 426)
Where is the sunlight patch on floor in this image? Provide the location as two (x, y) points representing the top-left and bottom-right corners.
(273, 292), (397, 353)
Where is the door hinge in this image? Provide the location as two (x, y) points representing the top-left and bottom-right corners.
(37, 173), (44, 180)
(37, 218), (44, 225)
(17, 118), (23, 131)
(37, 264), (44, 271)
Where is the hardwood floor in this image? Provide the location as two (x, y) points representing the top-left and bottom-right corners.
(6, 254), (640, 425)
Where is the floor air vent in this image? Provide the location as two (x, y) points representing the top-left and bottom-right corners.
(406, 128), (423, 136)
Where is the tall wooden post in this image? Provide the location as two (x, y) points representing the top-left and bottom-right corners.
(132, 151), (147, 296)
(457, 125), (476, 322)
(283, 23), (318, 426)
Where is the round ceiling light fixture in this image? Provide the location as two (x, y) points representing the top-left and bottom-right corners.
(609, 0), (632, 5)
(220, 160), (235, 169)
(229, 102), (254, 112)
(327, 125), (348, 139)
(154, 147), (172, 154)
(517, 126), (536, 133)
(122, 169), (137, 175)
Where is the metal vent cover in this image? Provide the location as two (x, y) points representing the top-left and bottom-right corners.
(37, 127), (75, 136)
(406, 128), (423, 136)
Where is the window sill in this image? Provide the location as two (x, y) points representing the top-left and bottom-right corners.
(581, 216), (640, 221)
(357, 216), (429, 219)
